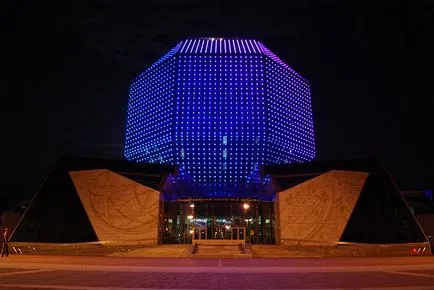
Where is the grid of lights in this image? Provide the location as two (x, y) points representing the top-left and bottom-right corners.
(124, 38), (315, 195)
(175, 54), (265, 185)
(124, 52), (177, 163)
(265, 56), (315, 163)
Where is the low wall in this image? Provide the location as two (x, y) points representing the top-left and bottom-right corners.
(278, 241), (432, 256)
(332, 241), (432, 256)
(8, 241), (157, 256)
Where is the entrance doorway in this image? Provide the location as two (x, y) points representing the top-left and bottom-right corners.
(193, 226), (245, 243)
(162, 199), (275, 244)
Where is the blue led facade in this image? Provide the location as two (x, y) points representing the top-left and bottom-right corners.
(124, 38), (315, 197)
(125, 44), (180, 164)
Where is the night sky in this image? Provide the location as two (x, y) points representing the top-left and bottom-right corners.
(3, 1), (434, 205)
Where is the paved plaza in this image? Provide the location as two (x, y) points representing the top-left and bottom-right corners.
(1, 255), (434, 289)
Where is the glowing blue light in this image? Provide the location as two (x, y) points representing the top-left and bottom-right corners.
(124, 38), (315, 197)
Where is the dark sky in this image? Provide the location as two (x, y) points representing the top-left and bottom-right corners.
(3, 0), (434, 203)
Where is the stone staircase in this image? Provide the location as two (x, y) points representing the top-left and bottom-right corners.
(193, 243), (252, 258)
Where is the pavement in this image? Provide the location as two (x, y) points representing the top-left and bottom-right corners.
(1, 255), (434, 289)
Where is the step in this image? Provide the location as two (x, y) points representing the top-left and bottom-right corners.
(197, 246), (241, 250)
(194, 244), (246, 256)
(193, 252), (253, 258)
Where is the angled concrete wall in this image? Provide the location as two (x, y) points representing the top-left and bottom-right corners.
(276, 170), (368, 246)
(70, 170), (161, 244)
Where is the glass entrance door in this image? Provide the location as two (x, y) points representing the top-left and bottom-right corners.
(192, 226), (245, 242)
(162, 199), (276, 244)
(193, 226), (207, 240)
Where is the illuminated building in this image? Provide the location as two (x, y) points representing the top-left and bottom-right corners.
(10, 38), (430, 256)
(121, 37), (315, 244)
(123, 38), (315, 199)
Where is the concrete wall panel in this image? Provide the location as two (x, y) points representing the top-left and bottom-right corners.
(70, 170), (160, 243)
(277, 170), (368, 246)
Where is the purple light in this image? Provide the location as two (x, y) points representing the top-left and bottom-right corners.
(240, 40), (247, 53)
(204, 39), (210, 53)
(236, 40), (242, 53)
(245, 41), (252, 53)
(179, 40), (188, 53)
(184, 39), (192, 53)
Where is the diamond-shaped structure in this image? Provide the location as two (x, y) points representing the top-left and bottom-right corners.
(124, 38), (315, 197)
